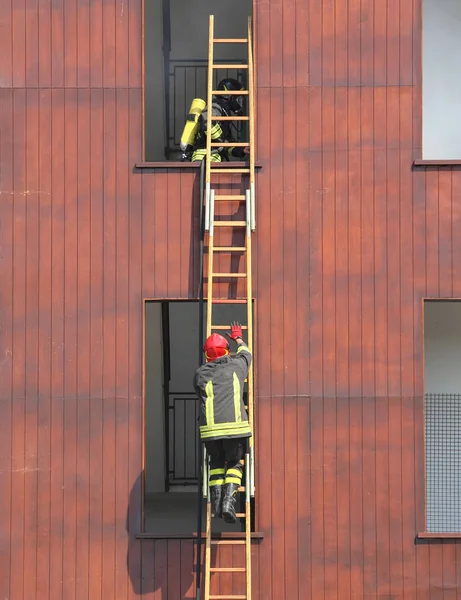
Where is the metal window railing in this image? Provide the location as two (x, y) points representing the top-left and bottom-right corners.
(167, 393), (200, 487)
(425, 393), (461, 532)
(165, 60), (248, 159)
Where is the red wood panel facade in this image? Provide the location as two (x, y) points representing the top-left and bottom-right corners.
(1, 0), (460, 598)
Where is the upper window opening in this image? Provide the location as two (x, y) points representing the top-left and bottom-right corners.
(143, 1), (253, 162)
(422, 0), (461, 159)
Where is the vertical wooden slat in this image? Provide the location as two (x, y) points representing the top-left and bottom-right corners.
(282, 86), (298, 600)
(77, 0), (90, 88)
(12, 0), (26, 88)
(438, 169), (453, 296)
(348, 85), (364, 600)
(295, 85), (310, 394)
(321, 0), (335, 86)
(335, 0), (348, 86)
(347, 0), (361, 85)
(307, 0), (322, 86)
(89, 396), (103, 600)
(102, 0), (116, 89)
(425, 169), (440, 294)
(373, 0), (387, 86)
(140, 539), (155, 596)
(386, 0), (400, 86)
(167, 174), (182, 296)
(0, 2), (12, 87)
(360, 0), (374, 85)
(309, 395), (325, 600)
(255, 86), (272, 600)
(323, 397), (338, 600)
(268, 0), (282, 88)
(23, 88), (40, 600)
(10, 88), (27, 600)
(51, 0), (64, 88)
(335, 94), (349, 396)
(48, 89), (65, 600)
(297, 398), (311, 600)
(64, 0), (77, 87)
(153, 172), (168, 297)
(442, 540), (457, 600)
(294, 0), (308, 87)
(307, 94), (323, 398)
(127, 88), (143, 600)
(115, 0), (129, 88)
(114, 90), (131, 598)
(38, 0), (51, 87)
(62, 88), (78, 600)
(349, 397), (364, 599)
(400, 0), (414, 85)
(75, 88), (91, 600)
(0, 88), (14, 600)
(281, 0), (295, 87)
(89, 0), (103, 87)
(101, 88), (117, 600)
(128, 0), (142, 89)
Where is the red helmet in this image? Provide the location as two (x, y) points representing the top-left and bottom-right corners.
(203, 333), (229, 362)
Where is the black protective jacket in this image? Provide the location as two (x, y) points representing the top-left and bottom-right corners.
(193, 343), (252, 441)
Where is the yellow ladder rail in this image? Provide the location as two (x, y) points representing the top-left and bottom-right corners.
(203, 15), (255, 600)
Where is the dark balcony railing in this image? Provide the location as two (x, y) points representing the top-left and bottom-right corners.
(167, 392), (200, 487)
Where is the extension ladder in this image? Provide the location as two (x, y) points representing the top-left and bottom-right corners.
(201, 14), (256, 600)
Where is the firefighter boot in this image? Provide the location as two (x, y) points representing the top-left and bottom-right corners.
(222, 482), (239, 524)
(210, 484), (223, 518)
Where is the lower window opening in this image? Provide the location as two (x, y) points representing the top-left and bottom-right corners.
(144, 299), (255, 535)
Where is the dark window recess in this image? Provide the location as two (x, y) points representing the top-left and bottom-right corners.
(423, 300), (461, 534)
(144, 300), (255, 536)
(143, 0), (252, 162)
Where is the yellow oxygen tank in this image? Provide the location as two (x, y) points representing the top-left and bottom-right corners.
(180, 98), (206, 152)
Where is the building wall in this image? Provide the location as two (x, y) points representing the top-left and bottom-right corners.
(1, 0), (461, 599)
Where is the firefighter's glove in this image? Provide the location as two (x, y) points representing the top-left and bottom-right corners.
(227, 321), (243, 341)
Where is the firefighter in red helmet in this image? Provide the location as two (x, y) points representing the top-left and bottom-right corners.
(193, 322), (252, 523)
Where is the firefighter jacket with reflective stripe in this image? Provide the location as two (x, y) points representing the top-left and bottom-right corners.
(194, 344), (252, 441)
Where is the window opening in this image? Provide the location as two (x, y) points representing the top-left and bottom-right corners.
(143, 0), (252, 161)
(423, 299), (461, 533)
(144, 300), (255, 534)
(422, 0), (461, 159)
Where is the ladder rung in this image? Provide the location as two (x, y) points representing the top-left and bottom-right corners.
(238, 486), (245, 492)
(213, 246), (246, 252)
(211, 299), (248, 304)
(212, 325), (248, 330)
(214, 38), (248, 43)
(211, 169), (250, 174)
(213, 273), (247, 278)
(214, 195), (246, 200)
(210, 567), (246, 573)
(213, 90), (248, 95)
(213, 64), (248, 69)
(211, 541), (246, 545)
(235, 513), (246, 518)
(211, 116), (249, 121)
(210, 142), (248, 147)
(213, 221), (246, 227)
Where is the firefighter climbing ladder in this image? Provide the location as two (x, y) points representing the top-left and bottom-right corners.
(200, 14), (256, 600)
